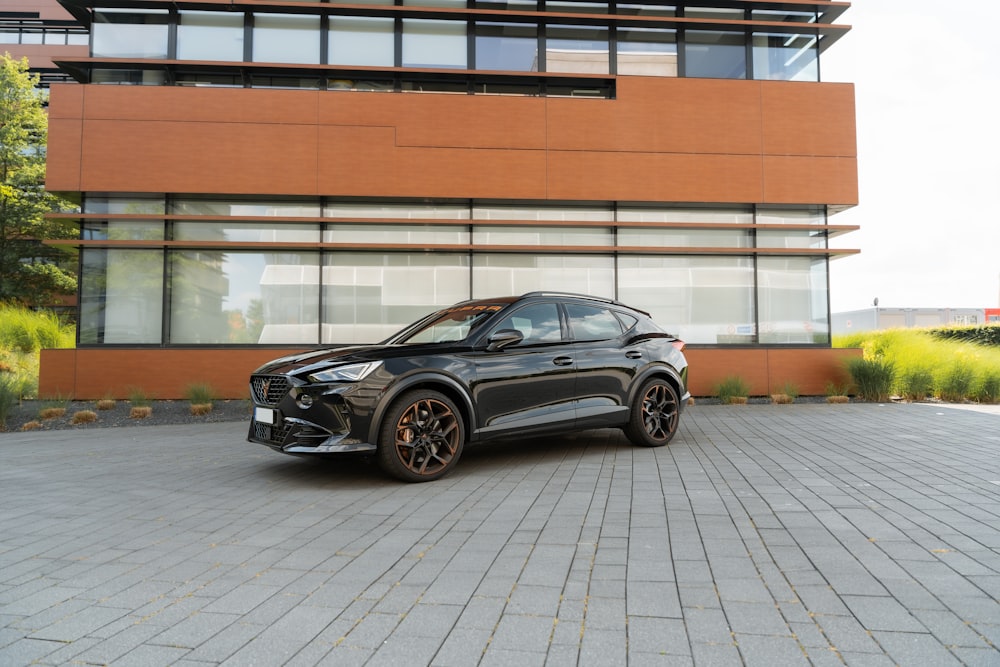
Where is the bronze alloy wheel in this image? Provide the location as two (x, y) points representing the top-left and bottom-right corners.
(379, 390), (465, 482)
(624, 378), (679, 447)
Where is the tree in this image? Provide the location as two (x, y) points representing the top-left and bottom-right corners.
(0, 53), (78, 305)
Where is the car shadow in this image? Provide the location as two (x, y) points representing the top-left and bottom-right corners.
(252, 428), (636, 487)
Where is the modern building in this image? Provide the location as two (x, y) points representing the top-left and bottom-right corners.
(39, 0), (861, 399)
(1, 0), (86, 86)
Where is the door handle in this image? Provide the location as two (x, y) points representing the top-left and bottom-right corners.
(625, 350), (642, 359)
(553, 356), (574, 366)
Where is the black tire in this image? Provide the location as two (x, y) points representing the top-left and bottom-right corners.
(377, 390), (465, 482)
(623, 378), (680, 447)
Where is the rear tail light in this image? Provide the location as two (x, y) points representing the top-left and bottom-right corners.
(671, 339), (686, 352)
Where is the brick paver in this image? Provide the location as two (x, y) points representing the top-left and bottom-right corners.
(1, 404), (998, 666)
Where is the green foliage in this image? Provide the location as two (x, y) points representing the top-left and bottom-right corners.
(184, 382), (215, 405)
(977, 371), (1000, 404)
(824, 381), (851, 397)
(0, 373), (26, 428)
(847, 357), (895, 402)
(126, 386), (153, 407)
(715, 375), (750, 403)
(937, 362), (976, 403)
(928, 325), (1000, 347)
(898, 366), (934, 402)
(0, 54), (78, 305)
(0, 303), (74, 352)
(835, 327), (1000, 403)
(777, 381), (799, 399)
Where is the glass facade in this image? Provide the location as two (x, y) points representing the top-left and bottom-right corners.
(68, 2), (849, 354)
(76, 197), (833, 347)
(79, 3), (841, 87)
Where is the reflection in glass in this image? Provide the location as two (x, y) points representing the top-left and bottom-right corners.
(79, 249), (164, 344)
(756, 230), (827, 249)
(323, 253), (470, 343)
(618, 206), (751, 224)
(472, 254), (614, 298)
(756, 208), (825, 225)
(85, 196), (165, 215)
(174, 222), (319, 243)
(172, 199), (321, 217)
(618, 227), (751, 248)
(325, 202), (470, 219)
(618, 256), (755, 344)
(253, 14), (320, 64)
(325, 224), (468, 244)
(617, 28), (677, 76)
(546, 24), (609, 74)
(177, 11), (244, 61)
(753, 32), (818, 81)
(757, 257), (829, 343)
(476, 23), (538, 71)
(170, 251), (320, 344)
(684, 30), (746, 79)
(473, 226), (611, 246)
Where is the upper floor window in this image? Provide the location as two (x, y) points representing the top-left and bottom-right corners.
(253, 14), (320, 64)
(92, 7), (168, 59)
(178, 11), (244, 62)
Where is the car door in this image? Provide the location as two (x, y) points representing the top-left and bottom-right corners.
(565, 302), (645, 428)
(470, 301), (578, 437)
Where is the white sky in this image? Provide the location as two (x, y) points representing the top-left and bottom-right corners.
(821, 1), (1000, 312)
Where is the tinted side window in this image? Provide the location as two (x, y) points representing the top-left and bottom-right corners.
(493, 303), (563, 345)
(615, 312), (638, 332)
(567, 304), (624, 341)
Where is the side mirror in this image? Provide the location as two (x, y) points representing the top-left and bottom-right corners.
(487, 329), (524, 352)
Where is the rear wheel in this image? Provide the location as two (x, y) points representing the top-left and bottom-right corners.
(378, 390), (465, 482)
(624, 378), (680, 447)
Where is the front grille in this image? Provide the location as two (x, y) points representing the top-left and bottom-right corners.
(253, 420), (292, 445)
(251, 375), (291, 407)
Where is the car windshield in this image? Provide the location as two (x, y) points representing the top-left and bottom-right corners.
(388, 304), (505, 344)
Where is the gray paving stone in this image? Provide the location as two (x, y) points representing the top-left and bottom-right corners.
(2, 406), (999, 665)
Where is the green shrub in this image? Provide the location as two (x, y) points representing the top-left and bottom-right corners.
(824, 381), (851, 397)
(777, 381), (799, 399)
(0, 304), (74, 353)
(847, 357), (895, 402)
(937, 362), (976, 403)
(126, 386), (153, 407)
(0, 374), (23, 429)
(716, 375), (750, 404)
(899, 366), (934, 402)
(184, 382), (215, 405)
(977, 371), (1000, 404)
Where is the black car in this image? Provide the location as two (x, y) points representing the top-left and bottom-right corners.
(248, 292), (689, 482)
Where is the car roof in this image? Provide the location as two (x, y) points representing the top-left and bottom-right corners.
(451, 292), (650, 318)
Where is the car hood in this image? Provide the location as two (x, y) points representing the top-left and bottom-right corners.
(252, 343), (467, 377)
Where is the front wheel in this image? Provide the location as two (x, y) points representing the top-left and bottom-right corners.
(624, 378), (680, 447)
(378, 390), (465, 482)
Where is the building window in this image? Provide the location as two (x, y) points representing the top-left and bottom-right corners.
(753, 32), (818, 81)
(173, 222), (320, 243)
(546, 24), (610, 74)
(170, 251), (321, 344)
(756, 256), (829, 344)
(617, 27), (677, 76)
(253, 14), (321, 64)
(618, 256), (756, 345)
(472, 254), (615, 299)
(323, 253), (471, 343)
(92, 7), (169, 59)
(617, 227), (751, 248)
(473, 226), (612, 246)
(403, 19), (468, 69)
(684, 30), (746, 79)
(177, 11), (244, 62)
(324, 224), (469, 244)
(475, 22), (539, 71)
(80, 249), (164, 344)
(329, 17), (395, 67)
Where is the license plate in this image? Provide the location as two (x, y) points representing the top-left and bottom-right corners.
(255, 407), (275, 425)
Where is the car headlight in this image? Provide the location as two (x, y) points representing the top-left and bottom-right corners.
(308, 361), (382, 384)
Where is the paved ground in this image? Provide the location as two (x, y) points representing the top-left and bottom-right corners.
(1, 403), (998, 667)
